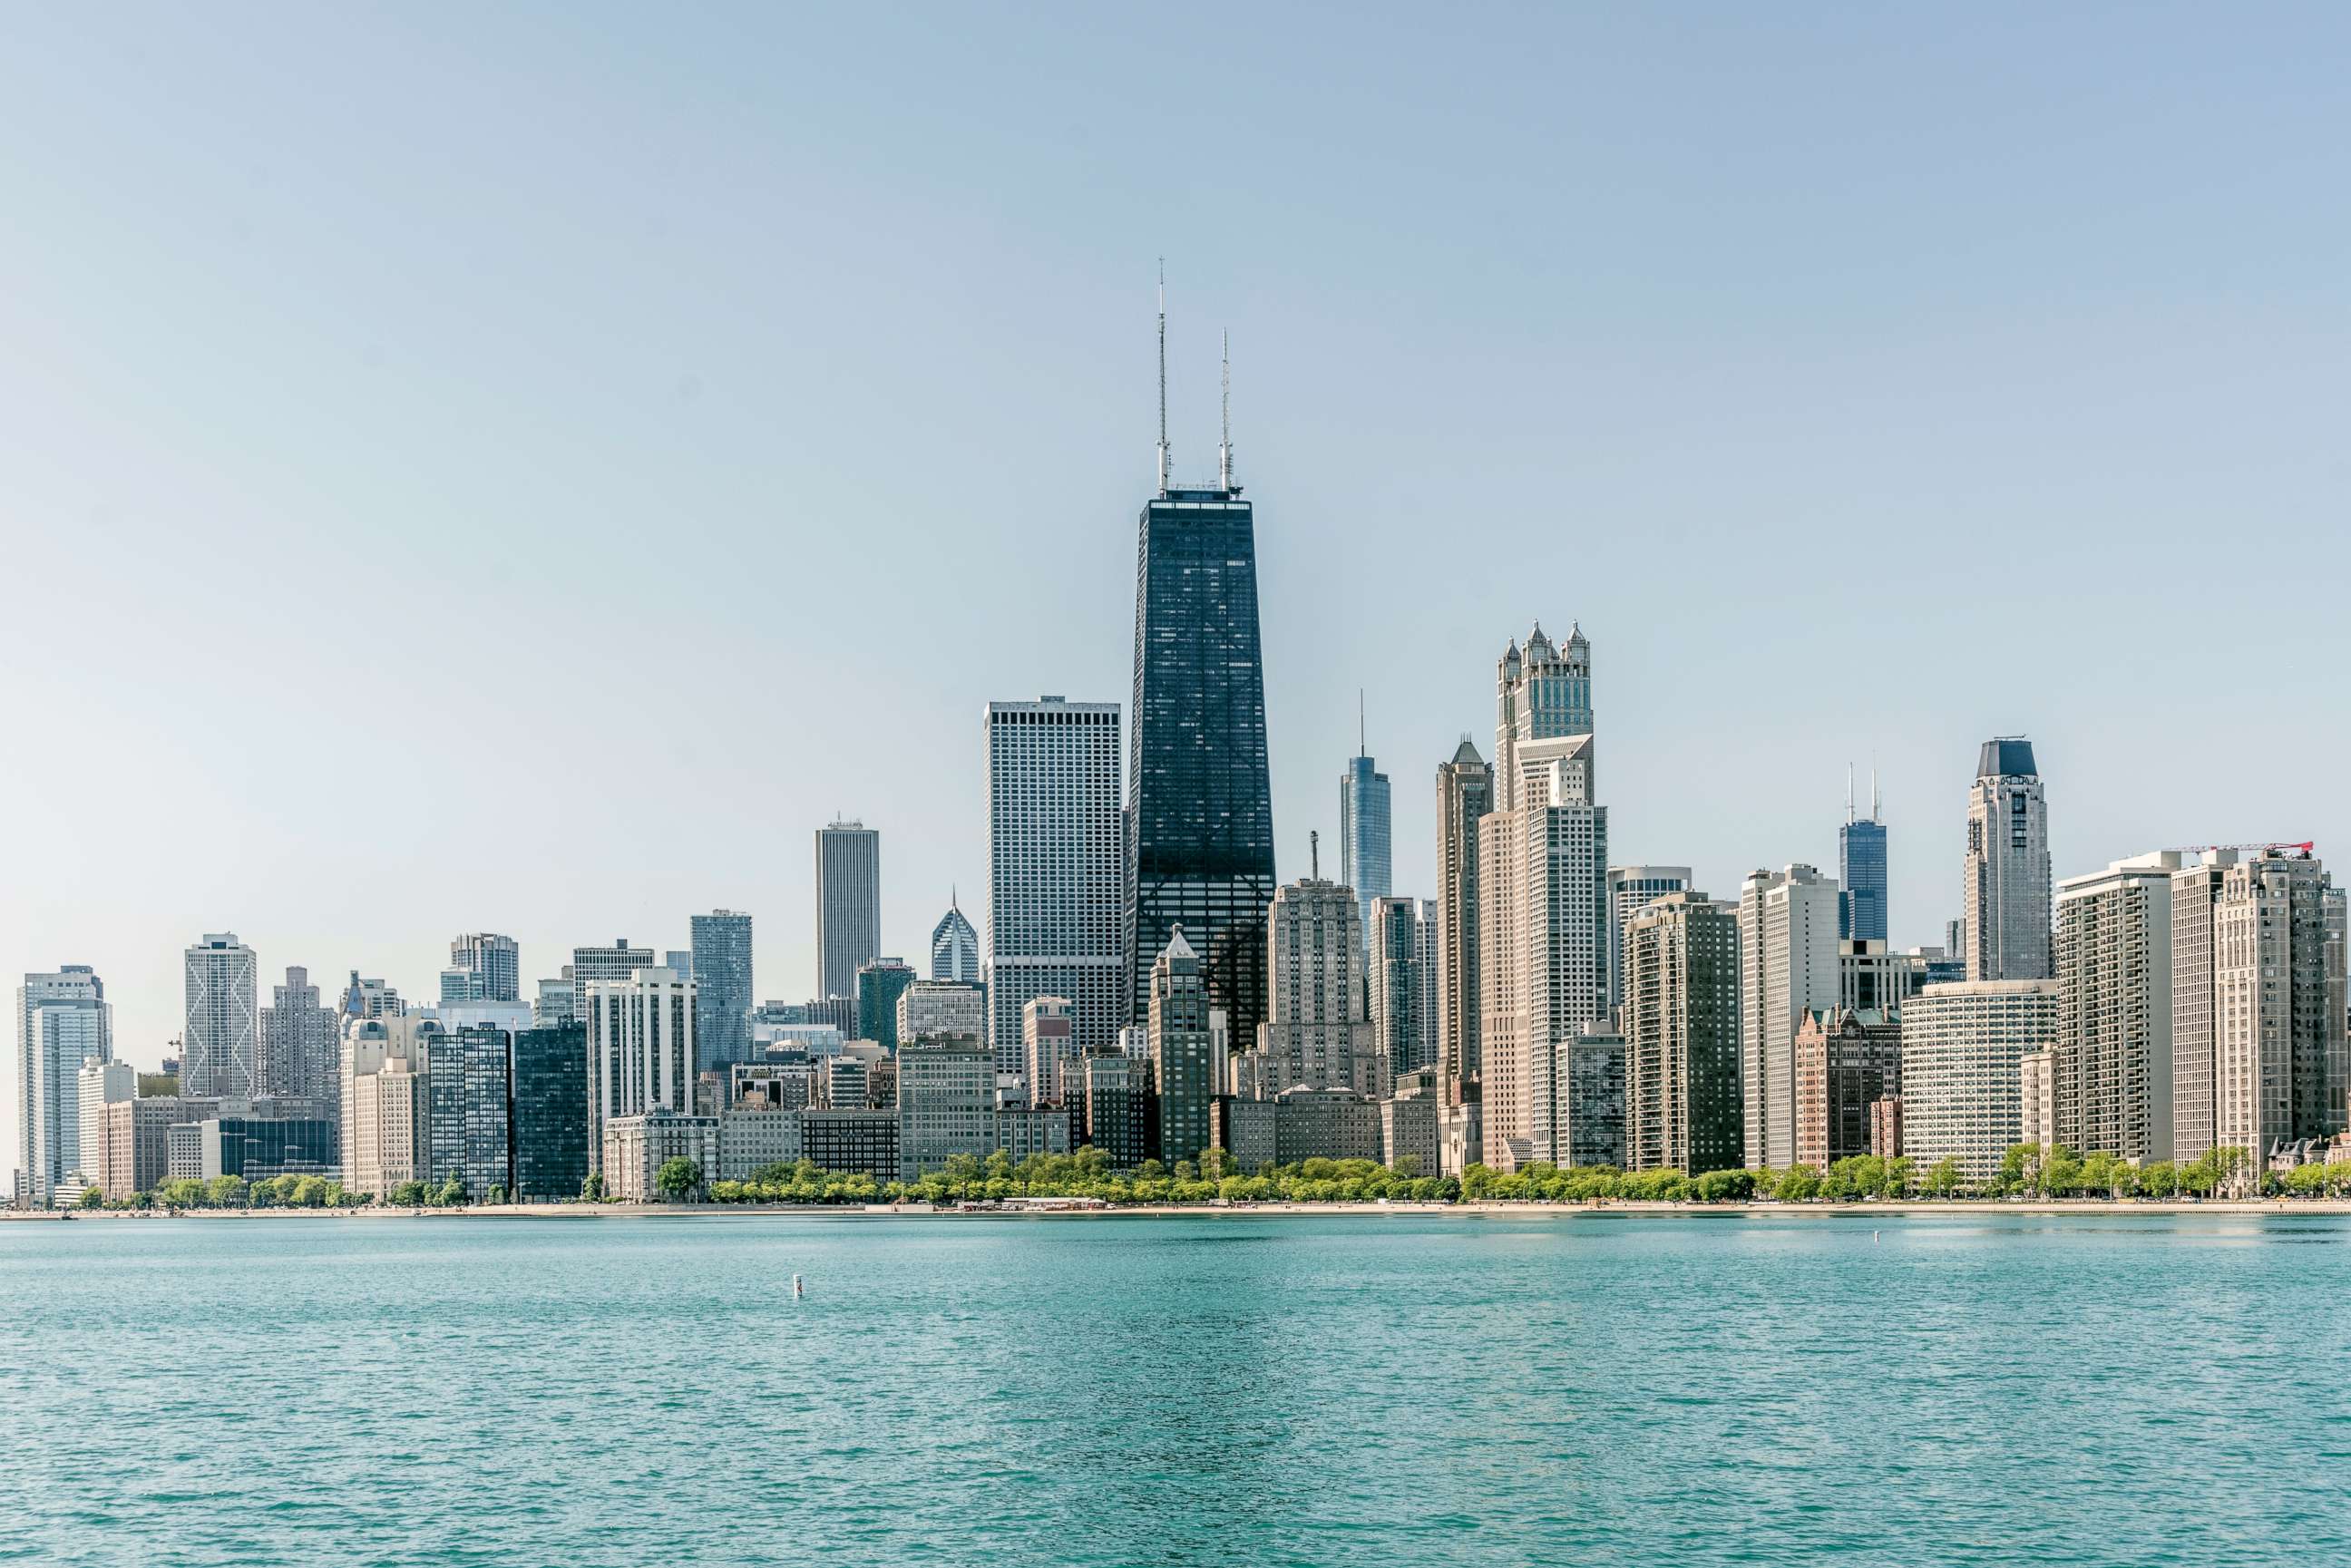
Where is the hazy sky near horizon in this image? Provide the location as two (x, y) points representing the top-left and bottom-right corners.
(6, 5), (2349, 1173)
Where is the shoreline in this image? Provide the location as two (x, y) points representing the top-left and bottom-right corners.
(15, 1197), (2349, 1222)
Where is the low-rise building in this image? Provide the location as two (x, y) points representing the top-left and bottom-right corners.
(1382, 1068), (1443, 1174)
(733, 1059), (813, 1110)
(800, 1108), (898, 1184)
(717, 1105), (803, 1180)
(188, 1116), (337, 1182)
(603, 1112), (719, 1201)
(1215, 1086), (1386, 1172)
(998, 1105), (1076, 1164)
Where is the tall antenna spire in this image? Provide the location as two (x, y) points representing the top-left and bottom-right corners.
(1846, 763), (1856, 824)
(1359, 688), (1366, 758)
(1219, 328), (1233, 492)
(1871, 755), (1881, 822)
(1156, 259), (1170, 494)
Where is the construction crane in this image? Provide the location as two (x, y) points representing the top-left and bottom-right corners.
(2164, 840), (2314, 859)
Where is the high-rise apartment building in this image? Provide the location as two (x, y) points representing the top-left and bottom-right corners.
(342, 1017), (431, 1199)
(1965, 739), (2052, 981)
(1621, 893), (1742, 1175)
(2019, 1048), (2054, 1151)
(583, 968), (696, 1178)
(1738, 865), (1841, 1169)
(1434, 740), (1493, 1111)
(182, 933), (258, 1101)
(1369, 897), (1438, 1080)
(425, 1026), (512, 1199)
(17, 966), (112, 1205)
(259, 965), (339, 1108)
(1339, 745), (1392, 940)
(815, 820), (882, 1002)
(1901, 980), (2061, 1187)
(2172, 849), (2346, 1167)
(929, 899), (980, 983)
(1606, 865), (1692, 1021)
(1480, 735), (1609, 1172)
(1148, 929), (1214, 1168)
(512, 1021), (588, 1201)
(893, 1033), (996, 1182)
(339, 973), (404, 1022)
(1478, 622), (1608, 1173)
(2053, 852), (2183, 1164)
(1791, 1008), (1901, 1172)
(569, 940), (652, 1034)
(689, 910), (755, 1074)
(442, 933), (521, 1005)
(1242, 879), (1382, 1100)
(1123, 355), (1277, 1054)
(986, 698), (1124, 1079)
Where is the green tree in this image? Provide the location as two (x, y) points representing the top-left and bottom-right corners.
(1881, 1156), (1915, 1199)
(205, 1174), (249, 1209)
(76, 1185), (108, 1210)
(291, 1176), (330, 1209)
(655, 1157), (704, 1203)
(391, 1180), (429, 1207)
(1923, 1157), (1965, 1199)
(580, 1173), (607, 1203)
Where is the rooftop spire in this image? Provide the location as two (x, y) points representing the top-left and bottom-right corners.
(1219, 328), (1233, 492)
(1156, 260), (1171, 494)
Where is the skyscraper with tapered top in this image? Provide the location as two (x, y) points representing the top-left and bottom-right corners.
(1124, 279), (1275, 1052)
(1965, 738), (2051, 981)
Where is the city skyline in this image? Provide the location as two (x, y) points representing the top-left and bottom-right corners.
(8, 8), (2351, 1183)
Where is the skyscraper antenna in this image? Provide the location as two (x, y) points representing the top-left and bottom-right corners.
(1871, 755), (1881, 822)
(1310, 829), (1320, 881)
(1219, 328), (1233, 492)
(1156, 260), (1171, 494)
(1846, 763), (1855, 824)
(1359, 687), (1366, 758)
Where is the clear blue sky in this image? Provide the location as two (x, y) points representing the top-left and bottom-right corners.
(6, 5), (2348, 1174)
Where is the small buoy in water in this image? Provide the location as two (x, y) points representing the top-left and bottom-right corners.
(792, 1273), (805, 1300)
(1874, 1231), (1880, 1243)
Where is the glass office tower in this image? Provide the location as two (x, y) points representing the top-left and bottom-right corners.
(1124, 486), (1277, 1050)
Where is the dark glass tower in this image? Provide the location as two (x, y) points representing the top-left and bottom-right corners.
(1123, 481), (1276, 1047)
(1839, 818), (1888, 942)
(511, 1022), (588, 1201)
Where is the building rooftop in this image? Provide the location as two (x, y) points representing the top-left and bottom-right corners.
(1976, 737), (2038, 780)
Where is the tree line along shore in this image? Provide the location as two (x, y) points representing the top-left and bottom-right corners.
(50, 1141), (2350, 1214)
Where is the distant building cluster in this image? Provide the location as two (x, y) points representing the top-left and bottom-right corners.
(13, 312), (2350, 1208)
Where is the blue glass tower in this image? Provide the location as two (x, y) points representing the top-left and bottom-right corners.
(1339, 749), (1391, 938)
(1124, 293), (1276, 1047)
(1839, 772), (1888, 943)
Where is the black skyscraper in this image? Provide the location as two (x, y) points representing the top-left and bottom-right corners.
(1123, 291), (1276, 1047)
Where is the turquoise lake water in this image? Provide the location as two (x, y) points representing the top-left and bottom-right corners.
(3, 1212), (2346, 1565)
